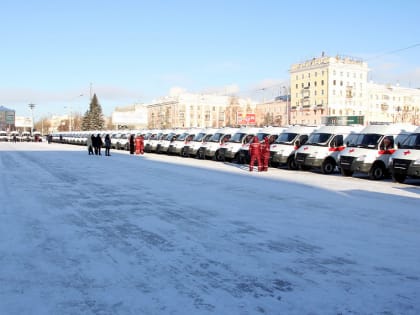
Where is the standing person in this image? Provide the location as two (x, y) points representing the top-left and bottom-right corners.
(87, 134), (94, 155)
(129, 134), (135, 154)
(92, 134), (98, 155)
(104, 134), (111, 156)
(249, 136), (262, 172)
(96, 134), (103, 156)
(135, 134), (144, 155)
(260, 136), (271, 172)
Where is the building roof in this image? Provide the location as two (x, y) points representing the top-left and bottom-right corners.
(0, 105), (14, 112)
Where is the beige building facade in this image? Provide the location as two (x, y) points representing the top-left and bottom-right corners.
(146, 93), (256, 129)
(289, 53), (420, 125)
(289, 54), (369, 125)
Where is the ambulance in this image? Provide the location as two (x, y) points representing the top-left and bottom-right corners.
(184, 128), (218, 158)
(295, 125), (362, 174)
(390, 126), (420, 183)
(218, 127), (262, 162)
(270, 125), (318, 169)
(168, 128), (203, 156)
(198, 127), (239, 160)
(338, 124), (417, 180)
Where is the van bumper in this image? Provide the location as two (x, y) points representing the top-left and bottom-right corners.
(271, 152), (288, 164)
(393, 159), (420, 177)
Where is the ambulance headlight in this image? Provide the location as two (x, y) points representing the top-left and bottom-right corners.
(356, 155), (366, 162)
(414, 159), (420, 165)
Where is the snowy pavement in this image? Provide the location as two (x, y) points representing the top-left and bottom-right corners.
(0, 142), (419, 315)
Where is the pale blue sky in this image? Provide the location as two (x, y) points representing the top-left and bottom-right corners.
(1, 0), (419, 118)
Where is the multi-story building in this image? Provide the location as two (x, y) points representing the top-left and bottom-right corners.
(366, 83), (420, 125)
(289, 54), (369, 125)
(255, 97), (288, 127)
(111, 103), (148, 129)
(146, 93), (256, 129)
(0, 106), (15, 130)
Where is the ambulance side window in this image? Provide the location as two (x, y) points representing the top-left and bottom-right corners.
(331, 135), (343, 147)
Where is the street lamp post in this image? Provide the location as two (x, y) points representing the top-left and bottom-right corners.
(28, 103), (35, 134)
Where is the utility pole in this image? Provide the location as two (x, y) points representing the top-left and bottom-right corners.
(28, 103), (35, 134)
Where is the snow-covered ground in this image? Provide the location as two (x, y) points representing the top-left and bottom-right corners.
(1, 141), (419, 315)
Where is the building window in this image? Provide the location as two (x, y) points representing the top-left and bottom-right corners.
(333, 80), (336, 85)
(296, 75), (298, 80)
(321, 90), (324, 95)
(314, 81), (317, 87)
(321, 80), (324, 85)
(296, 84), (298, 89)
(333, 70), (336, 75)
(340, 81), (343, 86)
(308, 73), (311, 78)
(315, 72), (318, 77)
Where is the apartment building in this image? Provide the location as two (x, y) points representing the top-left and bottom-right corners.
(289, 54), (369, 125)
(146, 93), (256, 129)
(366, 83), (420, 125)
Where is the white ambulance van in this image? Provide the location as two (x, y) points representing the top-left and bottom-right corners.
(295, 125), (362, 174)
(168, 128), (202, 156)
(143, 130), (162, 152)
(270, 125), (318, 169)
(185, 128), (218, 158)
(338, 124), (417, 180)
(218, 127), (262, 162)
(390, 126), (420, 183)
(199, 127), (238, 160)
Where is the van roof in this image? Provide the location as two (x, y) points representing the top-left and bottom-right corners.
(360, 123), (417, 135)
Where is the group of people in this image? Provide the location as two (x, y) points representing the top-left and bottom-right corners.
(129, 134), (145, 155)
(249, 136), (271, 172)
(86, 133), (145, 157)
(86, 134), (111, 156)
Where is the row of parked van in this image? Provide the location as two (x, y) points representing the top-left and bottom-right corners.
(52, 123), (420, 184)
(0, 131), (43, 142)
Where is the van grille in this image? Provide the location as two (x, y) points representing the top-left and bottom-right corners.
(393, 159), (411, 171)
(339, 156), (355, 169)
(296, 153), (308, 164)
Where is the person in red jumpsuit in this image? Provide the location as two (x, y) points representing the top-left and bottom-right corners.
(135, 134), (144, 155)
(260, 136), (270, 172)
(248, 136), (262, 172)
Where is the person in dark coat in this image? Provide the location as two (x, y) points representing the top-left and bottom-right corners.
(95, 134), (103, 156)
(104, 134), (111, 156)
(129, 134), (135, 154)
(260, 136), (271, 171)
(91, 134), (98, 155)
(249, 136), (262, 172)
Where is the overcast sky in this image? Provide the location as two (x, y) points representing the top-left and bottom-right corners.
(1, 0), (419, 118)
